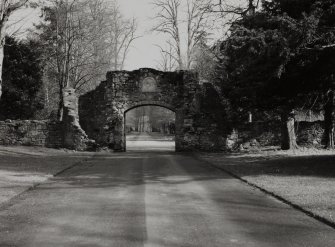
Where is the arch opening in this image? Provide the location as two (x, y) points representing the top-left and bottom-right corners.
(124, 105), (176, 152)
(124, 102), (176, 114)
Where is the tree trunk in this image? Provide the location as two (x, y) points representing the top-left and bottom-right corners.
(57, 87), (64, 121)
(0, 25), (6, 99)
(324, 90), (335, 149)
(0, 42), (4, 98)
(248, 111), (253, 123)
(114, 39), (118, 70)
(281, 110), (299, 150)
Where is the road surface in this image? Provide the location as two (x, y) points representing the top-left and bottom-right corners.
(0, 137), (334, 246)
(126, 132), (175, 151)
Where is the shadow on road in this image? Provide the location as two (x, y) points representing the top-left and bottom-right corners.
(1, 151), (335, 246)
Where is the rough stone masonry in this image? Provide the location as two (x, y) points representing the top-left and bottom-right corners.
(79, 68), (225, 151)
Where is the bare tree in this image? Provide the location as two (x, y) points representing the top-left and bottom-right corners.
(152, 0), (212, 70)
(197, 0), (261, 38)
(0, 0), (29, 98)
(39, 0), (138, 119)
(152, 0), (183, 69)
(186, 0), (210, 69)
(155, 41), (178, 71)
(107, 3), (139, 71)
(204, 0), (260, 16)
(40, 0), (112, 119)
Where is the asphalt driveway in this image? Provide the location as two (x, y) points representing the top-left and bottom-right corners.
(0, 150), (334, 246)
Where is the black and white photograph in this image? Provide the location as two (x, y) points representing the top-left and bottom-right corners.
(0, 0), (335, 246)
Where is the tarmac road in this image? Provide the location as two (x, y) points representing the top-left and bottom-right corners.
(0, 140), (335, 246)
(126, 132), (175, 151)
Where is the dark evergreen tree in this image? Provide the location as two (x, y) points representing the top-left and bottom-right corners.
(0, 37), (44, 120)
(217, 0), (335, 149)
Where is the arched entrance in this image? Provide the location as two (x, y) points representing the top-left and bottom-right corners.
(78, 68), (224, 152)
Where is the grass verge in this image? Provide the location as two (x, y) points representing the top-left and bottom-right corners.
(0, 146), (93, 207)
(197, 149), (335, 226)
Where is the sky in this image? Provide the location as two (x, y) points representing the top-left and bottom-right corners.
(118, 0), (166, 70)
(8, 0), (231, 71)
(9, 0), (167, 70)
(116, 0), (230, 70)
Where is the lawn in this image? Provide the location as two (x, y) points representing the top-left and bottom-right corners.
(0, 146), (92, 206)
(198, 149), (335, 225)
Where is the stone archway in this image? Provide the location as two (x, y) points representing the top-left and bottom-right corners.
(78, 68), (225, 152)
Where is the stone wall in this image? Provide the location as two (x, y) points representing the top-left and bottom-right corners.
(0, 88), (95, 151)
(178, 82), (226, 151)
(62, 88), (94, 151)
(227, 120), (325, 150)
(0, 120), (63, 148)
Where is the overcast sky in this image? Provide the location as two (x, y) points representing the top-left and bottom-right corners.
(8, 0), (232, 71)
(118, 0), (167, 70)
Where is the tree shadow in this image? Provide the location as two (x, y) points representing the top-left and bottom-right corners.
(201, 153), (335, 178)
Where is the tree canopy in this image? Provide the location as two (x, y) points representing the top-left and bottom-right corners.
(0, 36), (44, 120)
(214, 0), (335, 149)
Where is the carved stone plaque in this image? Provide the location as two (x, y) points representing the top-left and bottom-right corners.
(141, 77), (157, 92)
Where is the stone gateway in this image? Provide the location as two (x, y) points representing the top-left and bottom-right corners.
(79, 68), (225, 152)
